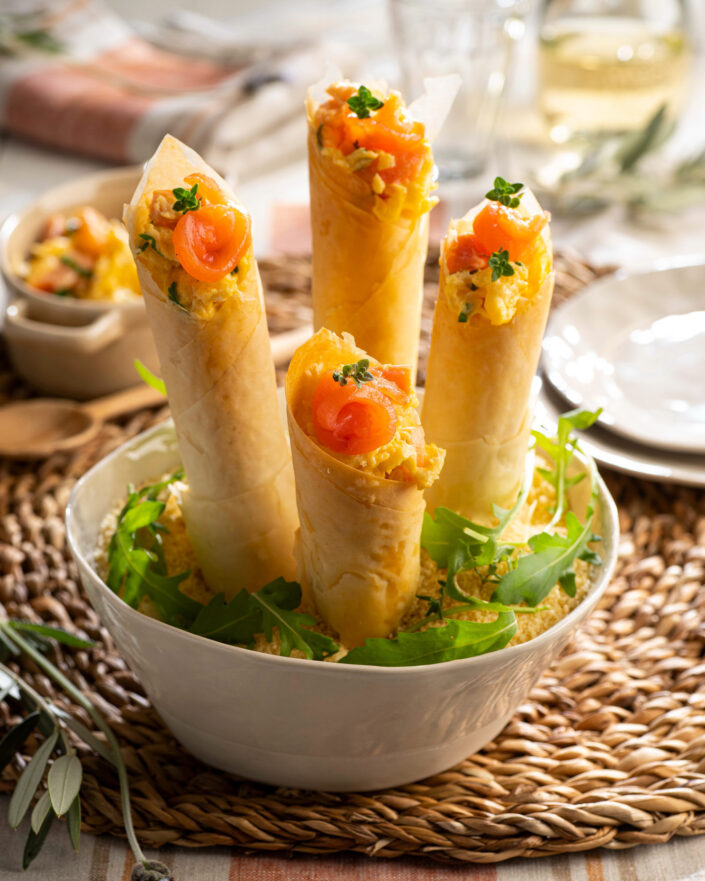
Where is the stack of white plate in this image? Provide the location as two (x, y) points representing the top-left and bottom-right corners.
(538, 258), (705, 487)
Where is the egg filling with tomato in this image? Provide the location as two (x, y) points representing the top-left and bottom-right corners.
(312, 82), (436, 223)
(442, 197), (551, 326)
(306, 360), (443, 489)
(134, 171), (252, 318)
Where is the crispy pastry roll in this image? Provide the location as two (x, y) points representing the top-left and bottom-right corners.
(307, 80), (438, 379)
(286, 328), (444, 647)
(422, 185), (554, 522)
(124, 135), (298, 597)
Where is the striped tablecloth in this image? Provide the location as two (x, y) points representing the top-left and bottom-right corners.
(1, 803), (704, 881)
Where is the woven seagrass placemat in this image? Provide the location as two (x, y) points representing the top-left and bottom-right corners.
(1, 251), (704, 864)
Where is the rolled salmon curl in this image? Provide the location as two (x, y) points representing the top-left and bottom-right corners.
(172, 177), (251, 283)
(472, 202), (548, 263)
(312, 373), (398, 455)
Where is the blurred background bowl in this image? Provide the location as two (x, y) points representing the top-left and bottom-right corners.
(0, 165), (159, 400)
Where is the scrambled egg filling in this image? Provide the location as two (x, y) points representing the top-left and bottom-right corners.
(22, 219), (140, 302)
(97, 464), (592, 659)
(134, 186), (252, 321)
(443, 213), (552, 327)
(312, 82), (436, 223)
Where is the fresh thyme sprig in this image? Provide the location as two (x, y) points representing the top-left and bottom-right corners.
(168, 282), (187, 312)
(171, 183), (200, 214)
(458, 302), (473, 323)
(137, 233), (164, 257)
(346, 85), (384, 119)
(332, 359), (374, 388)
(485, 177), (524, 208)
(488, 249), (514, 282)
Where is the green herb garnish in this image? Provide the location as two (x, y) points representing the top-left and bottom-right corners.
(316, 123), (324, 149)
(485, 176), (524, 208)
(168, 282), (187, 312)
(134, 359), (166, 396)
(340, 615), (517, 666)
(332, 358), (374, 388)
(346, 85), (384, 119)
(172, 182), (200, 214)
(54, 288), (73, 297)
(59, 255), (92, 278)
(231, 265), (239, 275)
(458, 302), (473, 323)
(106, 472), (199, 626)
(488, 249), (514, 282)
(137, 233), (164, 257)
(190, 578), (339, 661)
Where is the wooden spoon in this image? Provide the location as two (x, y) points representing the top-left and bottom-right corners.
(0, 325), (312, 459)
(0, 384), (166, 459)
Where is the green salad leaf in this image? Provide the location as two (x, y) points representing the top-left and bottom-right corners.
(134, 359), (167, 396)
(532, 408), (601, 528)
(190, 579), (339, 661)
(106, 472), (200, 627)
(340, 614), (517, 667)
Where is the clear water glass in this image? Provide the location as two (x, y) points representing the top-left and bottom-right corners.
(389, 0), (527, 180)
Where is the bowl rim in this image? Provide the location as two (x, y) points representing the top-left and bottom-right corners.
(0, 164), (144, 313)
(66, 418), (619, 678)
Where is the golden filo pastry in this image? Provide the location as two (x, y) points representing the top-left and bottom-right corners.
(422, 184), (554, 523)
(307, 80), (449, 380)
(286, 328), (444, 647)
(124, 134), (298, 597)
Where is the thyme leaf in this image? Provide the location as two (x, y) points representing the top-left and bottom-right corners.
(485, 176), (524, 208)
(488, 249), (514, 282)
(346, 85), (384, 119)
(332, 359), (373, 388)
(172, 182), (200, 214)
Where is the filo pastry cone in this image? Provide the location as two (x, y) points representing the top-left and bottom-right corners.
(307, 78), (457, 379)
(286, 329), (444, 647)
(125, 135), (297, 597)
(422, 186), (554, 523)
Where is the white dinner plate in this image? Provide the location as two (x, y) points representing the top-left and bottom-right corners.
(536, 377), (705, 487)
(542, 259), (705, 454)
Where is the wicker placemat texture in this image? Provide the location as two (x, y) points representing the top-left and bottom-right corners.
(0, 252), (704, 864)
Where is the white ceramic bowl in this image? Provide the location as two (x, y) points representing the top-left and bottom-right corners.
(0, 166), (159, 399)
(66, 414), (618, 792)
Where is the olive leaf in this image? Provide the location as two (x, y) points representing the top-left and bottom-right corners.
(47, 753), (82, 817)
(30, 790), (51, 835)
(0, 712), (40, 775)
(8, 729), (58, 828)
(23, 807), (54, 870)
(52, 707), (114, 765)
(8, 621), (94, 650)
(67, 796), (81, 852)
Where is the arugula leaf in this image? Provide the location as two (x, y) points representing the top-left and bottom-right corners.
(106, 473), (199, 627)
(172, 183), (200, 214)
(252, 579), (339, 660)
(532, 408), (601, 528)
(134, 359), (166, 396)
(492, 508), (595, 607)
(332, 359), (373, 388)
(488, 249), (514, 282)
(485, 177), (524, 208)
(189, 591), (261, 644)
(340, 614), (517, 667)
(189, 579), (339, 661)
(346, 85), (384, 119)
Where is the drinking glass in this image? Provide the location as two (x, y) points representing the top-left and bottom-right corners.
(538, 0), (691, 145)
(389, 0), (528, 180)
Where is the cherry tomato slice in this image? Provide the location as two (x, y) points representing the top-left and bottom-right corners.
(312, 373), (397, 455)
(173, 203), (251, 282)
